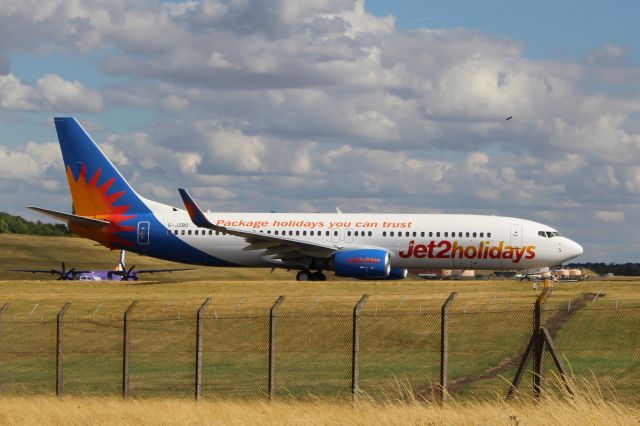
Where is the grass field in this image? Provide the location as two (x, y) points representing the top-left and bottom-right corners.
(0, 234), (638, 403)
(0, 391), (638, 425)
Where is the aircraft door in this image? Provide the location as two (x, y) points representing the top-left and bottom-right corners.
(510, 224), (522, 247)
(137, 221), (150, 245)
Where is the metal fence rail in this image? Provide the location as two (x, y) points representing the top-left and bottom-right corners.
(0, 291), (638, 401)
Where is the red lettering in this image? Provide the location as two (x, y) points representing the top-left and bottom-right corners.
(464, 246), (477, 259)
(414, 244), (428, 258)
(489, 241), (504, 259)
(451, 241), (464, 258)
(513, 246), (527, 263)
(426, 241), (437, 258)
(399, 240), (414, 258)
(525, 246), (536, 260)
(435, 240), (452, 258)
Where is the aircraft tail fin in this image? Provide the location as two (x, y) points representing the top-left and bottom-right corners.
(53, 117), (151, 216)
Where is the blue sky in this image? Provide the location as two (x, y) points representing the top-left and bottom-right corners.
(0, 0), (639, 262)
(369, 0), (639, 61)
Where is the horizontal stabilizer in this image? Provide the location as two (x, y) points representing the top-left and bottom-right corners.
(27, 206), (110, 227)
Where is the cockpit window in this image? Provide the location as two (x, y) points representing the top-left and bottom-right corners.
(539, 230), (561, 238)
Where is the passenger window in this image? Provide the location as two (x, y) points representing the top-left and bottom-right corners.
(174, 230), (178, 235)
(383, 231), (387, 237)
(472, 232), (476, 238)
(368, 231), (372, 237)
(465, 232), (469, 238)
(303, 231), (306, 236)
(334, 231), (338, 236)
(436, 232), (440, 237)
(480, 232), (484, 238)
(347, 231), (351, 236)
(458, 232), (462, 237)
(289, 231), (293, 236)
(390, 232), (394, 237)
(444, 232), (448, 237)
(405, 232), (409, 237)
(188, 230), (192, 235)
(429, 232), (433, 237)
(487, 232), (491, 238)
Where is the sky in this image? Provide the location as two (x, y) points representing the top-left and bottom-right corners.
(0, 0), (639, 262)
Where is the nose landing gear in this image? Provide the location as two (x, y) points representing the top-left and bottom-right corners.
(296, 270), (327, 281)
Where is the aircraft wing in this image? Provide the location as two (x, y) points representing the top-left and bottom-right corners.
(6, 268), (91, 275)
(27, 206), (110, 227)
(178, 189), (339, 260)
(7, 269), (60, 274)
(115, 268), (195, 275)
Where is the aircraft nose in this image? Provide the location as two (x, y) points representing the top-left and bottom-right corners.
(564, 239), (583, 260)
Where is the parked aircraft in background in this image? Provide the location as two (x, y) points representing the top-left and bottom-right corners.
(27, 117), (583, 281)
(7, 251), (192, 281)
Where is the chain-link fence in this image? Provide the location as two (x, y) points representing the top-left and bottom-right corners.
(0, 292), (637, 402)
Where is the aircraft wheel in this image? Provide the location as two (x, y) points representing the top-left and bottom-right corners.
(311, 271), (326, 281)
(296, 270), (311, 281)
(520, 276), (530, 282)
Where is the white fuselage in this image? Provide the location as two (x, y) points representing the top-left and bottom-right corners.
(153, 211), (583, 270)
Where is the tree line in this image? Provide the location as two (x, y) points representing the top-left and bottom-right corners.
(567, 262), (640, 277)
(0, 212), (72, 237)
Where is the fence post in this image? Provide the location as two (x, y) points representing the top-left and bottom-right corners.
(195, 297), (212, 401)
(351, 294), (369, 400)
(440, 292), (457, 402)
(0, 303), (10, 393)
(56, 302), (70, 397)
(268, 295), (285, 400)
(533, 288), (551, 399)
(122, 301), (137, 399)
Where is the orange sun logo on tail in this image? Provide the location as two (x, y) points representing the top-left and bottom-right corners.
(66, 164), (137, 248)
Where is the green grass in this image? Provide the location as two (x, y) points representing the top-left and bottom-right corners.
(0, 234), (639, 400)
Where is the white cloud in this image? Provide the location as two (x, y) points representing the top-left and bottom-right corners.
(595, 211), (625, 223)
(0, 142), (61, 179)
(0, 73), (103, 112)
(587, 44), (629, 65)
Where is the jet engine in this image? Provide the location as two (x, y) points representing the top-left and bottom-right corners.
(333, 249), (391, 278)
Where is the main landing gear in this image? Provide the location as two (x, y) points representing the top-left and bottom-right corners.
(296, 270), (327, 281)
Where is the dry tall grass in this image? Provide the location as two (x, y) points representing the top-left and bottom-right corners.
(0, 390), (637, 426)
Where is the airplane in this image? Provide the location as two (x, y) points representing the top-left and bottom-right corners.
(27, 117), (583, 282)
(7, 251), (192, 281)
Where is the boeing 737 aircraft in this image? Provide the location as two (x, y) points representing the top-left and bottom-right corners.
(29, 117), (583, 281)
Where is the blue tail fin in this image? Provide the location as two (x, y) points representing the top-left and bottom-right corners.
(54, 117), (150, 216)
